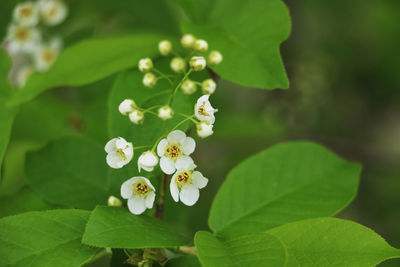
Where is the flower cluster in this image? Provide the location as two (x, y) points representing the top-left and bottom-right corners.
(105, 34), (223, 215)
(3, 0), (68, 87)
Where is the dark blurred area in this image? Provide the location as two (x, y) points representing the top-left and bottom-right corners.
(1, 0), (399, 265)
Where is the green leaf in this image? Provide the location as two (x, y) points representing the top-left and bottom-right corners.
(0, 209), (97, 266)
(165, 255), (201, 267)
(25, 136), (109, 209)
(209, 141), (362, 235)
(82, 206), (190, 248)
(194, 231), (286, 267)
(267, 217), (400, 266)
(7, 33), (171, 106)
(181, 0), (291, 89)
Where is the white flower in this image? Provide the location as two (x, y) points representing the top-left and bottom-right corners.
(181, 79), (197, 95)
(142, 72), (157, 88)
(33, 38), (62, 72)
(107, 195), (122, 207)
(170, 57), (186, 73)
(13, 2), (39, 27)
(158, 105), (173, 120)
(129, 109), (144, 124)
(208, 50), (223, 65)
(194, 95), (217, 124)
(121, 177), (155, 215)
(189, 56), (206, 71)
(196, 121), (214, 138)
(201, 79), (216, 94)
(158, 40), (172, 56)
(170, 165), (208, 206)
(39, 0), (68, 26)
(138, 151), (158, 172)
(15, 65), (34, 88)
(181, 34), (196, 49)
(138, 58), (153, 73)
(194, 39), (208, 53)
(105, 137), (133, 169)
(6, 25), (41, 54)
(157, 130), (196, 175)
(118, 99), (136, 115)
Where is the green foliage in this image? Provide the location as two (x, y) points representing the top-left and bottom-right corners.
(195, 231), (286, 267)
(7, 33), (172, 106)
(165, 255), (201, 267)
(267, 217), (400, 266)
(25, 136), (109, 209)
(181, 0), (291, 89)
(82, 206), (190, 248)
(209, 142), (362, 235)
(0, 209), (97, 266)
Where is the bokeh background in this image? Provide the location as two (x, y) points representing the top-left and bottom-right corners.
(1, 0), (399, 266)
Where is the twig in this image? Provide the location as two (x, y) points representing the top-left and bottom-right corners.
(156, 173), (169, 220)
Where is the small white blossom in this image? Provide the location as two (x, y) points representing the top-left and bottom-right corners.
(158, 40), (172, 56)
(158, 105), (173, 120)
(142, 72), (157, 88)
(194, 95), (217, 124)
(15, 65), (34, 88)
(201, 79), (216, 94)
(39, 0), (68, 26)
(194, 39), (208, 53)
(138, 58), (153, 73)
(105, 137), (133, 169)
(208, 50), (223, 65)
(181, 79), (197, 95)
(121, 177), (155, 215)
(138, 151), (158, 172)
(157, 130), (196, 175)
(196, 121), (214, 138)
(6, 25), (41, 54)
(170, 57), (186, 73)
(181, 34), (196, 49)
(170, 163), (208, 206)
(118, 99), (137, 115)
(189, 56), (206, 71)
(107, 195), (122, 207)
(13, 2), (39, 27)
(33, 38), (62, 72)
(129, 109), (144, 124)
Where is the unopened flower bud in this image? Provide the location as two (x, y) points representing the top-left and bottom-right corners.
(158, 105), (173, 120)
(138, 58), (153, 72)
(119, 99), (137, 115)
(208, 50), (223, 65)
(138, 151), (159, 172)
(181, 34), (196, 49)
(194, 39), (208, 53)
(190, 56), (206, 71)
(107, 195), (122, 207)
(196, 121), (214, 138)
(181, 79), (197, 95)
(170, 57), (186, 73)
(201, 79), (216, 94)
(158, 40), (172, 56)
(129, 109), (144, 124)
(142, 72), (157, 88)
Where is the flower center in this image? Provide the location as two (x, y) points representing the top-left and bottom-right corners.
(165, 143), (182, 160)
(42, 49), (56, 63)
(117, 148), (127, 160)
(15, 28), (30, 42)
(20, 7), (33, 17)
(175, 171), (192, 187)
(198, 104), (209, 116)
(133, 182), (149, 197)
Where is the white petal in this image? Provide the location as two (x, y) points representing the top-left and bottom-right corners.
(192, 171), (208, 189)
(116, 137), (128, 149)
(167, 130), (186, 143)
(170, 179), (179, 202)
(145, 191), (155, 209)
(123, 145), (134, 161)
(106, 152), (123, 169)
(121, 178), (138, 199)
(157, 139), (168, 157)
(142, 177), (156, 191)
(160, 157), (176, 175)
(181, 137), (196, 155)
(175, 156), (196, 171)
(179, 185), (200, 206)
(128, 197), (147, 215)
(105, 138), (118, 153)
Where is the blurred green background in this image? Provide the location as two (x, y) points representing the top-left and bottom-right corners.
(1, 0), (399, 266)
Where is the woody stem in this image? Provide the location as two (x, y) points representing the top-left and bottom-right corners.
(156, 173), (169, 220)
